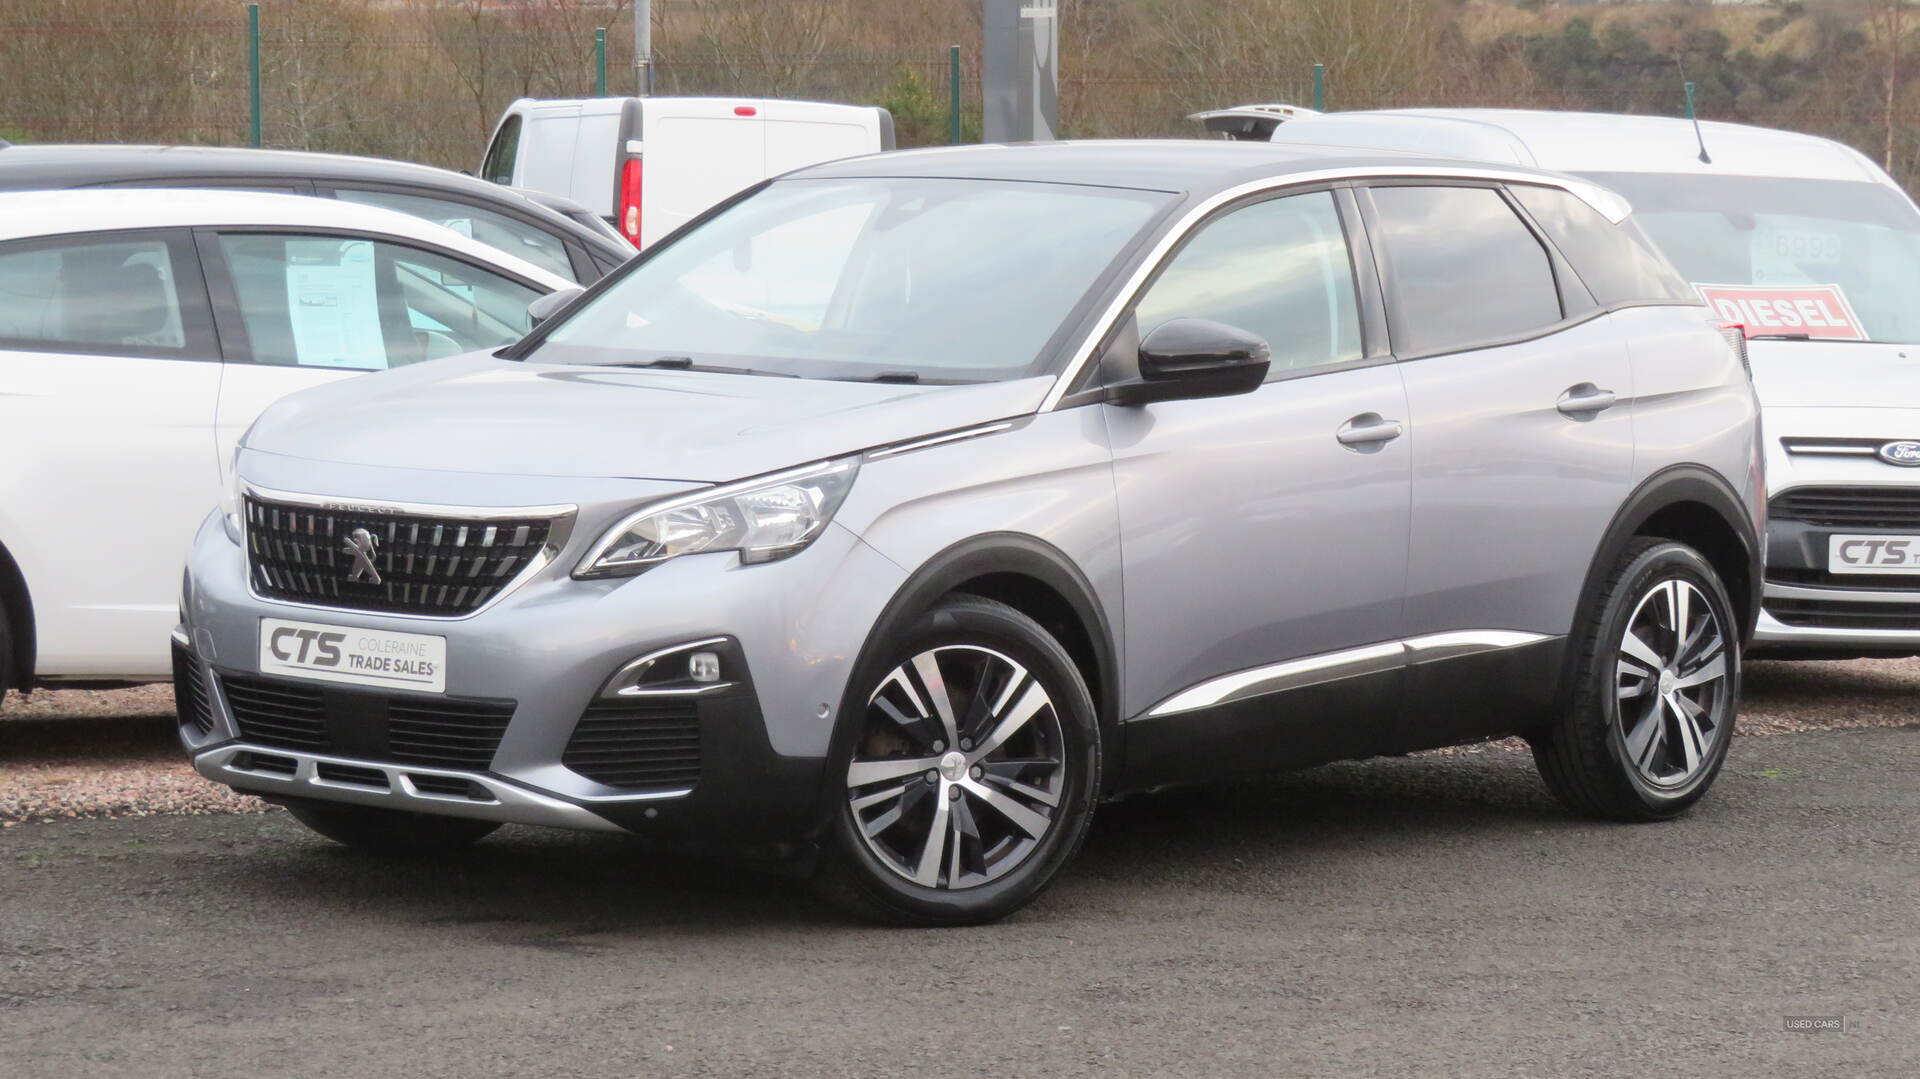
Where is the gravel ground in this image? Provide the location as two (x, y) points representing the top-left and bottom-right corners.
(2, 655), (1916, 825)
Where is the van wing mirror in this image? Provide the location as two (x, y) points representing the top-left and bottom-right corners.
(527, 287), (585, 329)
(1107, 318), (1271, 406)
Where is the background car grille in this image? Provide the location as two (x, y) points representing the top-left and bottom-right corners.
(562, 699), (702, 791)
(244, 495), (555, 617)
(221, 672), (515, 770)
(1770, 487), (1920, 530)
(1768, 596), (1920, 630)
(171, 642), (215, 736)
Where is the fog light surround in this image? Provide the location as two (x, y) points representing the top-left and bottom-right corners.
(600, 637), (737, 698)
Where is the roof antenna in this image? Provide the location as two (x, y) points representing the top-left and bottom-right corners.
(1678, 59), (1712, 164)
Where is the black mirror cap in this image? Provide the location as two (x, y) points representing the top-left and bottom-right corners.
(1108, 318), (1271, 405)
(527, 286), (586, 329)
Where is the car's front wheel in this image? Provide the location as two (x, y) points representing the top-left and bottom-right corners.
(285, 800), (500, 853)
(816, 596), (1101, 925)
(1532, 538), (1739, 821)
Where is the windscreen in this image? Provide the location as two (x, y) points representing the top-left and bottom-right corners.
(1583, 171), (1920, 344)
(531, 176), (1172, 382)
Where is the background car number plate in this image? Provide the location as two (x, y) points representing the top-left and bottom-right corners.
(1828, 535), (1920, 575)
(259, 618), (447, 692)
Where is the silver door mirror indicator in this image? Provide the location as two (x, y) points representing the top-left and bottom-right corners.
(527, 287), (586, 328)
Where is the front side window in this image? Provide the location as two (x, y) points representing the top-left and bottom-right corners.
(1132, 190), (1362, 375)
(0, 233), (198, 356)
(1369, 185), (1563, 357)
(1581, 171), (1920, 344)
(218, 233), (540, 370)
(334, 188), (578, 282)
(534, 177), (1173, 383)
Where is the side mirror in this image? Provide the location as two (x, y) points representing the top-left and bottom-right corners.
(527, 287), (585, 328)
(1107, 318), (1271, 406)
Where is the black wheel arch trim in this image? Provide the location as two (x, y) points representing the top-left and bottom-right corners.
(813, 532), (1123, 828)
(0, 539), (34, 691)
(1562, 464), (1761, 704)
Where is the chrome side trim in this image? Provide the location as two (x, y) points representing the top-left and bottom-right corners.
(1039, 165), (1630, 412)
(1765, 582), (1920, 605)
(239, 483), (577, 623)
(601, 636), (734, 698)
(1783, 444), (1878, 457)
(1146, 642), (1403, 718)
(195, 743), (640, 832)
(867, 421), (1017, 461)
(1404, 629), (1552, 663)
(1141, 629), (1554, 719)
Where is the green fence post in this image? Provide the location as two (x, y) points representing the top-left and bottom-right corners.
(248, 4), (262, 148)
(1683, 80), (1697, 121)
(1312, 63), (1324, 112)
(949, 45), (962, 144)
(595, 28), (608, 96)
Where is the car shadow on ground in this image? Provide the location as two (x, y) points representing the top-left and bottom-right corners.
(201, 746), (1569, 935)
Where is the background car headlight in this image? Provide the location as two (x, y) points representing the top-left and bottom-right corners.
(220, 453), (244, 545)
(575, 457), (860, 578)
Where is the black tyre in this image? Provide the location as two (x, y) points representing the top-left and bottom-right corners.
(286, 801), (500, 853)
(816, 595), (1101, 926)
(0, 601), (11, 711)
(1531, 538), (1740, 821)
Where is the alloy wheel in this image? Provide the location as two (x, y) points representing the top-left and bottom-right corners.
(846, 645), (1067, 890)
(1615, 578), (1731, 788)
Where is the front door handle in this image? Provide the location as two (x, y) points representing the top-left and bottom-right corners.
(1557, 383), (1618, 417)
(1336, 412), (1405, 448)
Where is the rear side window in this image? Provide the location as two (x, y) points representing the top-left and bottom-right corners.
(1369, 185), (1562, 357)
(1132, 190), (1363, 374)
(481, 114), (521, 186)
(1510, 184), (1695, 307)
(0, 232), (208, 358)
(333, 187), (578, 282)
(218, 233), (540, 370)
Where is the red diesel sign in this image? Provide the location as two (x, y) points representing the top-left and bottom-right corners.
(1694, 283), (1867, 341)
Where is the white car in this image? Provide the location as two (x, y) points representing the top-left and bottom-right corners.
(0, 189), (570, 696)
(1266, 108), (1920, 657)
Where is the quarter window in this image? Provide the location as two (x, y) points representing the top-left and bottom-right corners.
(218, 233), (541, 370)
(1132, 190), (1363, 374)
(1369, 185), (1562, 357)
(1510, 184), (1695, 307)
(481, 115), (521, 186)
(0, 233), (199, 356)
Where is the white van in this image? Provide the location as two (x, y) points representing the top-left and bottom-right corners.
(480, 97), (894, 249)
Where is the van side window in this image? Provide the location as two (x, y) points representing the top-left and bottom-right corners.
(1369, 185), (1562, 357)
(1509, 184), (1697, 307)
(1132, 190), (1363, 375)
(482, 115), (522, 186)
(218, 233), (540, 370)
(0, 233), (206, 358)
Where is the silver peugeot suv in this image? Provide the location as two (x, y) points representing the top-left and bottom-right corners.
(176, 142), (1764, 924)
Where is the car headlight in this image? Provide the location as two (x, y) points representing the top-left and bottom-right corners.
(574, 457), (860, 579)
(220, 451), (245, 545)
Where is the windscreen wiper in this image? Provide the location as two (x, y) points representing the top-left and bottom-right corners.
(1746, 333), (1812, 342)
(598, 356), (797, 376)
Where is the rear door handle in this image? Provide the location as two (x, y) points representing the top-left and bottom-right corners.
(1336, 413), (1404, 448)
(1556, 383), (1617, 416)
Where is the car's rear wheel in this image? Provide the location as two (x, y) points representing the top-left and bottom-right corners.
(285, 800), (500, 853)
(816, 596), (1101, 926)
(1532, 538), (1739, 821)
(0, 601), (11, 710)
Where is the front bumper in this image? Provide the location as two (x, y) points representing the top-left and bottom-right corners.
(1755, 407), (1920, 655)
(177, 464), (908, 851)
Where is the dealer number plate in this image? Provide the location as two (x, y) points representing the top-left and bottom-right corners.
(1828, 534), (1920, 575)
(258, 618), (447, 693)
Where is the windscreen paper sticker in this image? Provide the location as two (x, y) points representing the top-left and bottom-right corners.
(1693, 283), (1867, 341)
